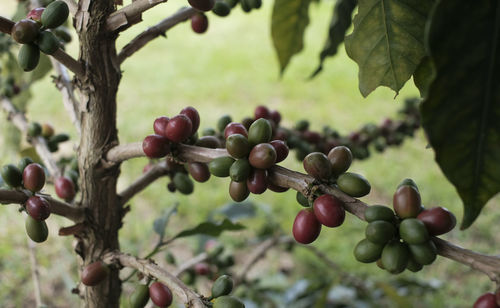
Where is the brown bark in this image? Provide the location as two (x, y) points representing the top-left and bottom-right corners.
(75, 1), (123, 307)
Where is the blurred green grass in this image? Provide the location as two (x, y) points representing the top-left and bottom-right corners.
(1, 1), (499, 307)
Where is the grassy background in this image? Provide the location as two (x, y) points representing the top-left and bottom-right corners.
(1, 0), (499, 307)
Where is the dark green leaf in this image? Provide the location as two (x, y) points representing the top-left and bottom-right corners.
(173, 218), (245, 239)
(271, 0), (312, 74)
(413, 56), (435, 98)
(153, 203), (179, 240)
(345, 0), (434, 97)
(421, 0), (500, 229)
(310, 0), (357, 78)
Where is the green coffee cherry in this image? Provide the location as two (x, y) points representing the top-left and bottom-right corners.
(381, 241), (409, 274)
(247, 118), (272, 146)
(129, 284), (150, 308)
(213, 295), (245, 308)
(172, 173), (194, 195)
(409, 241), (437, 265)
(364, 205), (395, 222)
(296, 191), (309, 207)
(399, 218), (429, 244)
(365, 221), (396, 244)
(229, 159), (251, 182)
(209, 156), (236, 177)
(211, 275), (234, 298)
(1, 164), (23, 187)
(18, 44), (40, 72)
(353, 239), (383, 263)
(41, 0), (69, 29)
(25, 215), (49, 243)
(337, 172), (371, 197)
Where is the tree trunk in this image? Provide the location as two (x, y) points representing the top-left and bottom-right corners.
(75, 1), (122, 307)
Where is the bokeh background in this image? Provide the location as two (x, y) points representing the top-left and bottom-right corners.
(1, 0), (499, 307)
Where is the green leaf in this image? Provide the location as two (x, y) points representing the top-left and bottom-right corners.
(271, 0), (312, 74)
(421, 0), (500, 229)
(413, 56), (435, 98)
(310, 0), (357, 78)
(213, 201), (257, 221)
(172, 218), (245, 240)
(345, 0), (434, 97)
(153, 203), (179, 241)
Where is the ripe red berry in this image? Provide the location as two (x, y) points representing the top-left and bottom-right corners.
(180, 106), (200, 134)
(27, 8), (44, 24)
(25, 196), (50, 221)
(191, 13), (208, 34)
(81, 261), (109, 286)
(187, 162), (211, 182)
(224, 122), (248, 139)
(188, 0), (215, 11)
(302, 131), (321, 144)
(417, 207), (456, 236)
(474, 292), (499, 308)
(165, 114), (193, 142)
(248, 143), (277, 169)
(194, 262), (210, 275)
(142, 134), (170, 158)
(292, 208), (321, 244)
(270, 140), (289, 163)
(254, 105), (270, 120)
(269, 110), (281, 125)
(149, 281), (173, 307)
(55, 176), (76, 201)
(22, 163), (45, 192)
(246, 169), (267, 194)
(313, 194), (345, 227)
(153, 116), (169, 136)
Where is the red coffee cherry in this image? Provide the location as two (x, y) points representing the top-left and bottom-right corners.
(267, 182), (289, 193)
(25, 196), (50, 221)
(149, 282), (173, 307)
(153, 116), (169, 136)
(269, 110), (281, 125)
(303, 152), (332, 180)
(224, 122), (248, 139)
(417, 207), (456, 236)
(180, 106), (200, 134)
(165, 114), (193, 142)
(474, 292), (499, 308)
(246, 169), (267, 194)
(194, 262), (210, 275)
(191, 13), (208, 34)
(393, 185), (422, 219)
(81, 261), (109, 286)
(187, 162), (210, 182)
(188, 0), (215, 11)
(27, 8), (45, 24)
(22, 163), (45, 192)
(248, 143), (277, 169)
(270, 140), (288, 163)
(292, 208), (321, 244)
(55, 176), (76, 201)
(11, 19), (40, 44)
(254, 105), (270, 119)
(142, 134), (171, 158)
(313, 194), (345, 227)
(302, 131), (321, 144)
(196, 135), (221, 148)
(229, 180), (250, 202)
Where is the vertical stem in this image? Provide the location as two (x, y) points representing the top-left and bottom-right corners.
(28, 240), (43, 307)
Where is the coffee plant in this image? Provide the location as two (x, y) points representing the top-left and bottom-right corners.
(0, 0), (499, 307)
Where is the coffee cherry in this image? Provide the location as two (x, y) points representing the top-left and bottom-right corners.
(41, 123), (54, 138)
(213, 296), (245, 308)
(474, 293), (499, 308)
(11, 19), (40, 44)
(209, 156), (235, 177)
(381, 241), (409, 274)
(393, 185), (422, 219)
(267, 182), (289, 193)
(191, 13), (209, 34)
(229, 159), (251, 182)
(153, 116), (169, 136)
(211, 274), (233, 298)
(55, 176), (76, 201)
(337, 172), (371, 197)
(213, 1), (231, 16)
(18, 157), (35, 173)
(417, 207), (456, 236)
(22, 163), (45, 192)
(129, 284), (150, 308)
(224, 122), (248, 139)
(149, 282), (173, 307)
(364, 205), (395, 222)
(27, 122), (42, 137)
(81, 261), (109, 286)
(269, 140), (288, 163)
(254, 105), (270, 119)
(399, 218), (429, 244)
(249, 143), (277, 169)
(41, 0), (69, 29)
(226, 134), (251, 159)
(296, 191), (309, 207)
(365, 221), (396, 244)
(196, 135), (221, 148)
(295, 119), (309, 131)
(312, 194), (345, 227)
(36, 30), (60, 55)
(27, 8), (45, 24)
(18, 43), (40, 72)
(353, 238), (383, 263)
(229, 180), (249, 202)
(302, 131), (321, 144)
(194, 262), (210, 275)
(241, 117), (254, 130)
(188, 0), (215, 11)
(246, 168), (267, 194)
(180, 106), (200, 134)
(292, 208), (321, 244)
(173, 173), (194, 195)
(25, 215), (48, 243)
(303, 152), (332, 180)
(142, 134), (170, 158)
(165, 114), (193, 142)
(408, 241), (437, 265)
(25, 196), (50, 220)
(397, 178), (419, 192)
(269, 110), (281, 125)
(328, 146), (353, 176)
(406, 256), (423, 272)
(248, 118), (272, 146)
(1, 164), (23, 187)
(187, 162), (210, 182)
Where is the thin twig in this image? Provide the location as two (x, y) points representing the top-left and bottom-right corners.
(0, 97), (61, 177)
(103, 251), (206, 308)
(118, 160), (169, 206)
(118, 7), (197, 64)
(107, 0), (168, 32)
(174, 252), (209, 277)
(27, 240), (44, 307)
(106, 142), (144, 163)
(0, 189), (85, 222)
